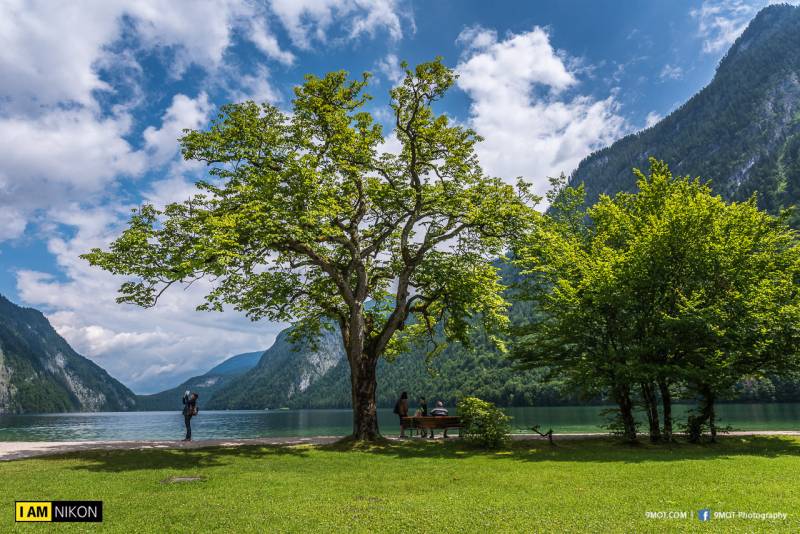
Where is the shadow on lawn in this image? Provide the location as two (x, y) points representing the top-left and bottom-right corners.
(320, 435), (800, 464)
(29, 436), (800, 471)
(45, 444), (310, 473)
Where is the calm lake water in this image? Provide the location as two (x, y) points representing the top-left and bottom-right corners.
(0, 403), (798, 441)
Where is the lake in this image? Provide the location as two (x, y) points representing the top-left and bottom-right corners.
(0, 403), (798, 441)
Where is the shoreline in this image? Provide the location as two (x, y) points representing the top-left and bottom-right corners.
(2, 430), (800, 461)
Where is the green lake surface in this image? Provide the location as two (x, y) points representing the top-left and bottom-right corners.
(0, 403), (797, 441)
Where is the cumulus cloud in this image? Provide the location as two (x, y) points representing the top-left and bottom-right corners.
(645, 111), (662, 128)
(0, 0), (272, 111)
(143, 93), (212, 167)
(269, 0), (405, 49)
(223, 65), (283, 104)
(245, 18), (296, 65)
(0, 207), (27, 241)
(455, 26), (626, 200)
(0, 1), (281, 243)
(0, 109), (146, 227)
(690, 0), (799, 54)
(376, 53), (405, 84)
(0, 1), (410, 240)
(1, 0), (413, 390)
(16, 201), (283, 393)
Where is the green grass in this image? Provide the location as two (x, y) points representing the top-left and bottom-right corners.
(2, 437), (799, 533)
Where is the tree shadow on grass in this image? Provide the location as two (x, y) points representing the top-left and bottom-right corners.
(25, 436), (800, 471)
(42, 444), (311, 473)
(320, 435), (800, 464)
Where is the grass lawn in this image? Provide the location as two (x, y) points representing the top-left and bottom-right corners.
(2, 436), (799, 533)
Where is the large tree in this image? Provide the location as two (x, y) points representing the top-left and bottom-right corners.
(83, 59), (536, 440)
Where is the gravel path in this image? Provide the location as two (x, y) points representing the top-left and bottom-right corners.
(2, 431), (799, 461)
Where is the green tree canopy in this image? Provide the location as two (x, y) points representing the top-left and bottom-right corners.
(513, 159), (800, 442)
(83, 58), (538, 440)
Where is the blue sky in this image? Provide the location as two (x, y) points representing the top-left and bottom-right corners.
(0, 0), (784, 392)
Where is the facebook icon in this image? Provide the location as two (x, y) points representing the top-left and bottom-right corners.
(698, 509), (711, 522)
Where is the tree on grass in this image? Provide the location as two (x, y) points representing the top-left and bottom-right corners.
(512, 159), (800, 443)
(82, 59), (537, 441)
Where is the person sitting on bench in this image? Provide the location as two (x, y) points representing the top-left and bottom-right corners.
(414, 396), (430, 438)
(430, 400), (449, 438)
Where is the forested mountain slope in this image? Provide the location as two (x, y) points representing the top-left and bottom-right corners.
(572, 4), (800, 225)
(0, 295), (136, 414)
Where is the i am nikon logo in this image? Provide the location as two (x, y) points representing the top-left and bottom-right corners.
(15, 501), (103, 522)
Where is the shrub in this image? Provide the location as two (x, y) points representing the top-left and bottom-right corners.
(457, 396), (511, 448)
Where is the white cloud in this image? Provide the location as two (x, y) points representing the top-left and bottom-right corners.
(223, 65), (282, 104)
(0, 92), (213, 246)
(0, 206), (27, 241)
(16, 201), (282, 393)
(376, 53), (405, 84)
(690, 0), (799, 54)
(0, 108), (146, 223)
(691, 0), (755, 54)
(645, 111), (662, 128)
(269, 0), (405, 49)
(2, 0), (415, 392)
(0, 0), (275, 111)
(124, 0), (256, 74)
(659, 64), (684, 81)
(0, 1), (287, 243)
(0, 1), (120, 111)
(143, 93), (212, 167)
(456, 25), (498, 51)
(456, 26), (626, 200)
(245, 18), (296, 65)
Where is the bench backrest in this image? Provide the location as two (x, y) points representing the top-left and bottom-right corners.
(401, 416), (461, 428)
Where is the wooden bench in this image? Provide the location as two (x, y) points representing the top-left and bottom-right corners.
(401, 416), (461, 436)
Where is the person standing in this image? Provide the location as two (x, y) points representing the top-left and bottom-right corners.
(182, 392), (199, 441)
(393, 392), (409, 438)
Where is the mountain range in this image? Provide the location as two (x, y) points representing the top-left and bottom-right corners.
(134, 351), (263, 411)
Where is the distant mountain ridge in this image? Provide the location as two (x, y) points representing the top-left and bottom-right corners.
(0, 294), (136, 414)
(206, 351), (262, 376)
(571, 4), (800, 225)
(206, 328), (346, 410)
(134, 351), (262, 411)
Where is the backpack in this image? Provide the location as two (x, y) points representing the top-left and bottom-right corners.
(393, 400), (401, 415)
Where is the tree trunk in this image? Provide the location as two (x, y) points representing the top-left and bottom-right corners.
(709, 404), (717, 443)
(658, 379), (673, 443)
(614, 385), (638, 443)
(640, 382), (661, 443)
(687, 385), (715, 444)
(350, 354), (380, 440)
